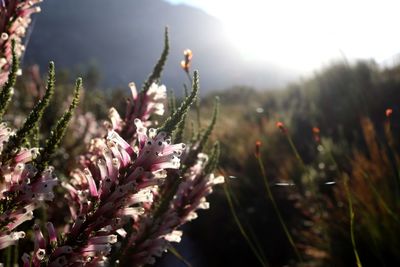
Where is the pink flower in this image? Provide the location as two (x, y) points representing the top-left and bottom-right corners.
(119, 82), (167, 141)
(47, 122), (185, 265)
(120, 152), (223, 266)
(0, 124), (58, 249)
(0, 0), (42, 85)
(0, 231), (25, 249)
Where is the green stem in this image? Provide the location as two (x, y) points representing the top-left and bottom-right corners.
(256, 155), (303, 263)
(185, 71), (192, 85)
(5, 246), (12, 267)
(13, 243), (18, 266)
(229, 182), (268, 264)
(167, 244), (193, 267)
(287, 135), (304, 167)
(344, 175), (363, 267)
(362, 172), (400, 224)
(223, 181), (269, 267)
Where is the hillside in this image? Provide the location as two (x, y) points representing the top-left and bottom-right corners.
(23, 0), (295, 92)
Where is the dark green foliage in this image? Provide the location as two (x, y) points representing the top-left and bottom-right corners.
(204, 141), (220, 175)
(1, 62), (56, 164)
(189, 120), (200, 144)
(173, 113), (186, 143)
(30, 124), (40, 148)
(183, 84), (189, 97)
(185, 96), (219, 167)
(158, 71), (199, 134)
(196, 96), (219, 153)
(34, 78), (81, 176)
(0, 40), (18, 120)
(196, 90), (201, 128)
(168, 89), (177, 115)
(141, 27), (169, 93)
(133, 27), (169, 120)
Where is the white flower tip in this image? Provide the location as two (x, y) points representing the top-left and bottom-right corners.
(22, 253), (30, 263)
(187, 211), (198, 221)
(213, 175), (225, 185)
(116, 228), (127, 238)
(108, 235), (118, 244)
(1, 33), (8, 40)
(128, 82), (136, 88)
(10, 231), (25, 240)
(199, 201), (210, 209)
(165, 230), (182, 243)
(36, 249), (46, 260)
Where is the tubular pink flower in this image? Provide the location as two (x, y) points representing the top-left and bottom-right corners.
(6, 209), (33, 231)
(107, 130), (134, 156)
(118, 82), (167, 142)
(0, 0), (43, 85)
(121, 151), (224, 266)
(45, 121), (185, 265)
(88, 235), (117, 245)
(108, 107), (124, 131)
(51, 246), (73, 259)
(46, 222), (58, 246)
(69, 215), (85, 238)
(0, 231), (25, 249)
(22, 253), (31, 267)
(33, 224), (46, 250)
(1, 125), (58, 249)
(48, 256), (68, 267)
(83, 168), (99, 198)
(127, 188), (153, 205)
(164, 230), (182, 243)
(133, 123), (185, 172)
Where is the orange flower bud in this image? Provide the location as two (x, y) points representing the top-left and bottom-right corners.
(181, 49), (193, 72)
(180, 60), (189, 71)
(312, 127), (320, 134)
(255, 140), (262, 158)
(276, 121), (287, 134)
(183, 49), (193, 60)
(386, 108), (393, 118)
(312, 127), (321, 143)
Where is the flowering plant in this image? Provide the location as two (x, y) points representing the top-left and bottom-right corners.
(0, 2), (223, 266)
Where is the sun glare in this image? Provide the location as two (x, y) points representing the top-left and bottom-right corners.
(168, 0), (400, 72)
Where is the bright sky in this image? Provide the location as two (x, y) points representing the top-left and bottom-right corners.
(166, 0), (400, 72)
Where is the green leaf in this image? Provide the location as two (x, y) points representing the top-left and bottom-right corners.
(185, 96), (219, 167)
(158, 71), (199, 134)
(1, 62), (56, 163)
(173, 113), (186, 143)
(205, 141), (220, 175)
(196, 96), (219, 153)
(168, 89), (176, 116)
(34, 78), (81, 176)
(0, 40), (19, 120)
(141, 27), (169, 93)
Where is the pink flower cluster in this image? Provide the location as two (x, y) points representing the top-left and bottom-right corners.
(0, 2), (222, 264)
(123, 152), (224, 266)
(0, 0), (42, 85)
(0, 122), (58, 249)
(110, 82), (167, 141)
(45, 120), (184, 265)
(12, 74), (219, 266)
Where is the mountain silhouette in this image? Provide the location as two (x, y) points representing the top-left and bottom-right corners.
(23, 0), (294, 93)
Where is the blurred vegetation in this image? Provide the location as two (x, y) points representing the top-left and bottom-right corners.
(191, 59), (400, 267)
(9, 58), (400, 266)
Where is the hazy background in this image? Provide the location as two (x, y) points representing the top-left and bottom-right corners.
(24, 0), (400, 94)
(23, 0), (293, 92)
